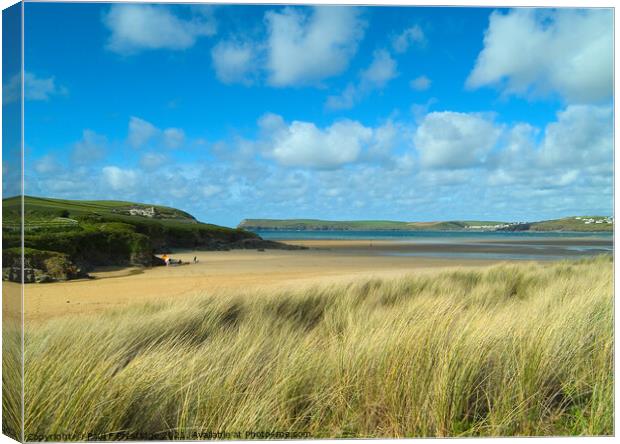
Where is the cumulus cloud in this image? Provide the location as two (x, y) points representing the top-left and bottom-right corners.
(414, 111), (501, 168)
(140, 152), (168, 171)
(71, 130), (107, 164)
(211, 40), (258, 84)
(103, 4), (216, 54)
(203, 184), (223, 198)
(24, 72), (68, 100)
(2, 73), (20, 104)
(265, 6), (366, 86)
(128, 117), (185, 149)
(361, 50), (398, 88)
(102, 166), (139, 191)
(410, 75), (431, 91)
(163, 128), (186, 149)
(326, 50), (398, 110)
(128, 117), (159, 148)
(538, 105), (612, 167)
(34, 154), (61, 174)
(363, 120), (413, 169)
(467, 8), (612, 103)
(3, 72), (67, 104)
(392, 25), (425, 53)
(25, 103), (612, 226)
(259, 113), (373, 168)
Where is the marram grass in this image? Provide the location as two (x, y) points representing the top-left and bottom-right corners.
(13, 256), (613, 439)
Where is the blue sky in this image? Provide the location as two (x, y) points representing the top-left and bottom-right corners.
(3, 3), (613, 227)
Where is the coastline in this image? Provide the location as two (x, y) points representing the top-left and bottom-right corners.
(22, 236), (612, 324)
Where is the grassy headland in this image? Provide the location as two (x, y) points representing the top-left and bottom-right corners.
(16, 256), (612, 439)
(239, 217), (613, 232)
(238, 219), (506, 231)
(2, 196), (287, 282)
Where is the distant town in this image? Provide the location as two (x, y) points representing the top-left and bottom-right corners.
(574, 216), (614, 225)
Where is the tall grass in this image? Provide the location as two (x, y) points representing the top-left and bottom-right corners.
(21, 256), (613, 439)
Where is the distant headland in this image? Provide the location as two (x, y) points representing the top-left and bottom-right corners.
(238, 217), (614, 232)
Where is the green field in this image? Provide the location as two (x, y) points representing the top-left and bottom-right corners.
(238, 217), (613, 232)
(8, 256), (612, 439)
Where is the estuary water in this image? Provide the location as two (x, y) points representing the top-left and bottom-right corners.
(255, 230), (613, 261)
(255, 230), (613, 241)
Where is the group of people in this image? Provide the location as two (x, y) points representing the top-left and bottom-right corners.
(160, 254), (199, 266)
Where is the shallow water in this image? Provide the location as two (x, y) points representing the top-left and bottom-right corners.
(257, 230), (613, 261)
(256, 229), (613, 241)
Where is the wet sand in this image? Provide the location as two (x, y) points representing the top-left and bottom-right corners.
(285, 238), (613, 256)
(23, 237), (611, 323)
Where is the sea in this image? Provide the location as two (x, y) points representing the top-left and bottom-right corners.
(255, 230), (613, 241)
(255, 230), (614, 261)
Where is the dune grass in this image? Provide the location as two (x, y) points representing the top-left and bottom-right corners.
(18, 256), (613, 439)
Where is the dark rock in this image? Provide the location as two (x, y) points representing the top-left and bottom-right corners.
(2, 267), (20, 283)
(2, 250), (89, 283)
(151, 255), (166, 266)
(24, 268), (36, 284)
(34, 272), (55, 283)
(130, 250), (153, 267)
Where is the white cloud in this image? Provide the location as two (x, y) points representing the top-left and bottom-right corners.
(326, 50), (397, 110)
(163, 128), (186, 149)
(360, 50), (398, 89)
(102, 166), (139, 191)
(367, 121), (399, 159)
(203, 184), (222, 198)
(128, 117), (159, 148)
(538, 105), (612, 167)
(128, 117), (188, 150)
(2, 74), (20, 104)
(211, 41), (257, 84)
(27, 105), (613, 227)
(410, 75), (431, 91)
(414, 111), (501, 168)
(265, 6), (366, 86)
(34, 155), (61, 174)
(140, 152), (168, 171)
(259, 113), (373, 168)
(392, 25), (425, 53)
(24, 72), (67, 100)
(103, 4), (216, 54)
(325, 84), (358, 111)
(3, 72), (67, 104)
(467, 9), (612, 103)
(72, 130), (107, 164)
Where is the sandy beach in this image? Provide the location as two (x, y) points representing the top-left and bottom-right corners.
(22, 249), (484, 323)
(19, 236), (611, 323)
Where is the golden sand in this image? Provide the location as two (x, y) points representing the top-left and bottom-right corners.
(21, 237), (610, 323)
(22, 245), (491, 323)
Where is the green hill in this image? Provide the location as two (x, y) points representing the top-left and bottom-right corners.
(239, 217), (613, 232)
(2, 196), (279, 283)
(501, 216), (614, 232)
(238, 219), (509, 231)
(238, 219), (412, 231)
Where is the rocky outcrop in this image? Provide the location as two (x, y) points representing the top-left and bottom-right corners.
(2, 248), (89, 283)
